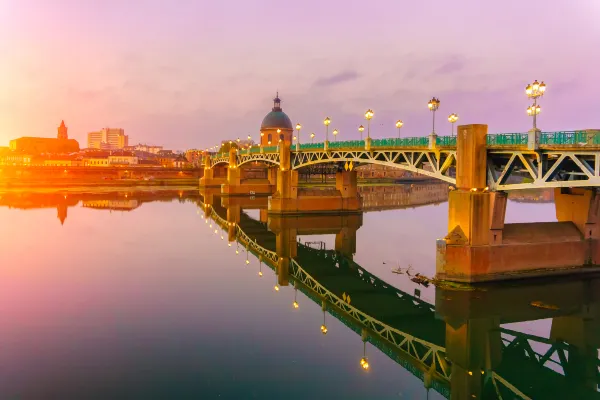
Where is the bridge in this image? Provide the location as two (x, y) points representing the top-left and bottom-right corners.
(199, 193), (600, 400)
(200, 125), (600, 283)
(204, 128), (600, 191)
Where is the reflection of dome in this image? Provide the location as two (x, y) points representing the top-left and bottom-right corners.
(260, 93), (293, 130)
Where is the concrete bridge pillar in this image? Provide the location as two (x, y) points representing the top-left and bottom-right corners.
(199, 155), (228, 188)
(269, 143), (361, 214)
(221, 147), (277, 196)
(438, 124), (600, 282)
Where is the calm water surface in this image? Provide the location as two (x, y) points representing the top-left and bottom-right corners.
(0, 187), (596, 399)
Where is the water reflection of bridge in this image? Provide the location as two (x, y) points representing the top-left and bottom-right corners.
(201, 193), (600, 400)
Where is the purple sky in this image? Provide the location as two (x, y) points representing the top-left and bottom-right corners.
(1, 0), (599, 150)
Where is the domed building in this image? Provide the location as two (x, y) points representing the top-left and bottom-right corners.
(260, 93), (294, 146)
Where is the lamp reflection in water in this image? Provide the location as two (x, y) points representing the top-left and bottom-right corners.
(293, 284), (299, 309)
(245, 247), (250, 264)
(258, 258), (263, 277)
(360, 329), (369, 371)
(236, 241), (239, 255)
(320, 301), (328, 334)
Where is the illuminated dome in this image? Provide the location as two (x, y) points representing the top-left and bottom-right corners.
(260, 94), (293, 130)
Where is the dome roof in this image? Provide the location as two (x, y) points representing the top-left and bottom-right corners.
(260, 93), (293, 130)
(261, 111), (293, 130)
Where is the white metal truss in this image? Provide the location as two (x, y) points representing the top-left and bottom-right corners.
(291, 149), (457, 184)
(210, 154), (229, 166)
(208, 147), (600, 191)
(237, 152), (281, 167)
(488, 150), (600, 190)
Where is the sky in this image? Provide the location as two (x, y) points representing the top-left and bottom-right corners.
(1, 0), (599, 150)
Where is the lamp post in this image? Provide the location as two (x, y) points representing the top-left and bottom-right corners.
(324, 117), (331, 142)
(427, 97), (440, 134)
(310, 132), (315, 143)
(358, 125), (365, 140)
(333, 129), (338, 142)
(447, 113), (459, 136)
(364, 109), (374, 138)
(296, 123), (302, 144)
(395, 120), (404, 138)
(525, 80), (546, 131)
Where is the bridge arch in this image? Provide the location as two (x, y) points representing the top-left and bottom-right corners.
(291, 149), (457, 184)
(237, 156), (280, 168)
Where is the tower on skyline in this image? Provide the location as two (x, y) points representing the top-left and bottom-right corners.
(260, 93), (293, 146)
(57, 120), (68, 140)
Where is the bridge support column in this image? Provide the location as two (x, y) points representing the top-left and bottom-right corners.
(438, 125), (600, 282)
(269, 143), (361, 214)
(199, 159), (228, 188)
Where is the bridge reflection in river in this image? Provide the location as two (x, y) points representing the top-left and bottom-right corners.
(0, 186), (597, 399)
(199, 189), (600, 400)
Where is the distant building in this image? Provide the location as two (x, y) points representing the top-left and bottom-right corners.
(185, 149), (204, 167)
(87, 128), (128, 149)
(9, 120), (80, 155)
(42, 156), (82, 167)
(0, 153), (32, 166)
(133, 143), (163, 154)
(108, 153), (138, 165)
(174, 154), (191, 169)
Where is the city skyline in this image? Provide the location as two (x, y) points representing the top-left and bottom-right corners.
(1, 0), (599, 149)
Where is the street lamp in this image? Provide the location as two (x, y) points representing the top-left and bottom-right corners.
(358, 125), (365, 140)
(395, 120), (404, 138)
(296, 123), (302, 144)
(310, 132), (315, 143)
(448, 113), (459, 136)
(525, 80), (546, 131)
(364, 109), (374, 139)
(333, 129), (339, 141)
(427, 97), (440, 134)
(324, 117), (331, 141)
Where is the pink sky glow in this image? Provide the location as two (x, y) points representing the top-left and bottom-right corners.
(1, 0), (599, 150)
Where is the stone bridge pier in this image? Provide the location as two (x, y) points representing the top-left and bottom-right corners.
(437, 124), (600, 282)
(199, 154), (228, 188)
(268, 143), (362, 214)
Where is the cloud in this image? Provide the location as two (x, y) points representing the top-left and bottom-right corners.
(314, 70), (360, 87)
(434, 57), (465, 74)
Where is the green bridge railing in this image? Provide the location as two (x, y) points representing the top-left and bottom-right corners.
(299, 142), (324, 150)
(371, 137), (429, 148)
(329, 140), (365, 149)
(487, 133), (529, 146)
(436, 136), (456, 146)
(262, 146), (278, 153)
(539, 131), (593, 145)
